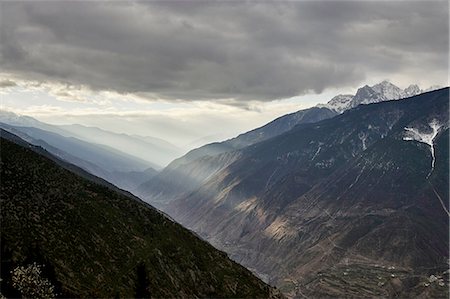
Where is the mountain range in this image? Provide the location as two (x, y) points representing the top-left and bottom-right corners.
(0, 110), (183, 169)
(1, 81), (447, 298)
(0, 121), (158, 192)
(137, 87), (449, 297)
(319, 81), (438, 113)
(135, 81), (439, 209)
(0, 111), (187, 192)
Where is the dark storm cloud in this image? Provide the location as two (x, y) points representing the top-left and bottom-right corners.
(0, 1), (448, 102)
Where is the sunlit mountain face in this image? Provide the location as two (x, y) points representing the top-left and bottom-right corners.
(145, 88), (449, 297)
(1, 1), (448, 298)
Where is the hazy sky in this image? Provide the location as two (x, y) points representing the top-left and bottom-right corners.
(0, 1), (448, 148)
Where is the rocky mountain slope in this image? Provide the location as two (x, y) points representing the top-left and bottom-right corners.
(136, 81), (429, 208)
(137, 107), (336, 208)
(158, 88), (449, 297)
(0, 134), (282, 298)
(172, 106), (337, 168)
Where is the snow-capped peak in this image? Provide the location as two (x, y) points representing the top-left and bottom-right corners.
(403, 119), (444, 178)
(318, 94), (353, 114)
(371, 81), (404, 100)
(404, 84), (421, 97)
(317, 81), (437, 114)
(350, 85), (386, 107)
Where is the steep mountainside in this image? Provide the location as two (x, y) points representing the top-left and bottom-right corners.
(173, 107), (336, 167)
(0, 136), (281, 298)
(137, 81), (429, 207)
(137, 107), (336, 208)
(163, 88), (449, 297)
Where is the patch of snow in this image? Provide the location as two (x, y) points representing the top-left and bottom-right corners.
(348, 165), (366, 190)
(311, 143), (323, 160)
(403, 119), (443, 178)
(430, 184), (450, 217)
(358, 132), (368, 151)
(315, 158), (335, 169)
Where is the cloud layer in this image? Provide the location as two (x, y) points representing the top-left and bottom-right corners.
(0, 1), (448, 102)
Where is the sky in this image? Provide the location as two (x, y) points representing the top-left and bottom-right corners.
(0, 0), (448, 149)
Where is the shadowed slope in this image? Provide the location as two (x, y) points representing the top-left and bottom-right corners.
(0, 136), (282, 298)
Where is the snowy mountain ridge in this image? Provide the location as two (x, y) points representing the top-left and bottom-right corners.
(319, 81), (440, 114)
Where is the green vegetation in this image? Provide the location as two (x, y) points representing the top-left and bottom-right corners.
(0, 138), (280, 298)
